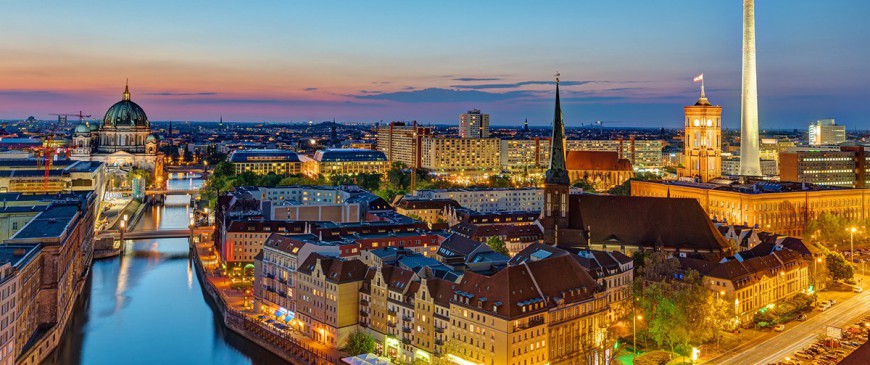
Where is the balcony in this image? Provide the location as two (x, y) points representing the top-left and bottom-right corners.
(360, 299), (369, 306)
(387, 309), (397, 316)
(402, 315), (413, 322)
(359, 310), (369, 317)
(402, 327), (412, 334)
(435, 339), (443, 346)
(387, 322), (396, 328)
(434, 327), (445, 334)
(402, 338), (411, 345)
(360, 321), (369, 328)
(265, 273), (275, 279)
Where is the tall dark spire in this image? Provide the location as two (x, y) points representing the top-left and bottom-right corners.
(545, 75), (569, 186)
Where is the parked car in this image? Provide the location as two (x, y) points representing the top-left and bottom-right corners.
(774, 324), (786, 332)
(854, 286), (863, 293)
(797, 314), (808, 321)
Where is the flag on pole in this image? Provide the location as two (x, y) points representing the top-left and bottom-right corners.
(694, 74), (704, 83)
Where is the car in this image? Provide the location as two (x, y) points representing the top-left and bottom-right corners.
(775, 324), (786, 332)
(819, 305), (829, 311)
(854, 286), (864, 293)
(829, 299), (836, 305)
(797, 314), (808, 321)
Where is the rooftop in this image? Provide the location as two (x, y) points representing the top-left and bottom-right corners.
(313, 148), (387, 162)
(11, 203), (80, 241)
(228, 149), (300, 163)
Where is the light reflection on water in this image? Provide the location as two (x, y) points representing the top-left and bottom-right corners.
(42, 177), (289, 365)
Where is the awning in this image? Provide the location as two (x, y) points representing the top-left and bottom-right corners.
(274, 309), (284, 317)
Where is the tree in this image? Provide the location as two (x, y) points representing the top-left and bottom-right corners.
(356, 173), (382, 191)
(486, 236), (509, 256)
(827, 252), (855, 281)
(571, 178), (596, 192)
(488, 175), (513, 188)
(257, 172), (283, 187)
(278, 175), (317, 186)
(804, 212), (869, 251)
(212, 161), (235, 177)
(341, 330), (376, 356)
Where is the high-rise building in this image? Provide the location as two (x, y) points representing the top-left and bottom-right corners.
(808, 119), (846, 146)
(566, 138), (664, 169)
(679, 86), (722, 182)
(459, 109), (490, 138)
(739, 0), (762, 176)
(499, 138), (551, 173)
(376, 122), (432, 168)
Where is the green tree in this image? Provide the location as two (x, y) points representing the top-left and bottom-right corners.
(257, 172), (283, 187)
(356, 173), (382, 191)
(278, 175), (317, 186)
(804, 212), (868, 251)
(212, 161), (235, 177)
(571, 178), (596, 192)
(488, 175), (513, 188)
(827, 252), (855, 281)
(340, 330), (376, 356)
(486, 236), (509, 256)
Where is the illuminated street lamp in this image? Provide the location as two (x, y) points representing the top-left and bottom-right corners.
(849, 227), (857, 258)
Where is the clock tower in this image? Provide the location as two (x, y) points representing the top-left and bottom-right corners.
(679, 82), (722, 182)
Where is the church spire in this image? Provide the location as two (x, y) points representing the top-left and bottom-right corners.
(123, 79), (131, 101)
(544, 73), (569, 186)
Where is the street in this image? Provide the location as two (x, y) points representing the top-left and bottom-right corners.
(709, 289), (870, 365)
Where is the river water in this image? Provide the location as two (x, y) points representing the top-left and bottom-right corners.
(43, 173), (289, 365)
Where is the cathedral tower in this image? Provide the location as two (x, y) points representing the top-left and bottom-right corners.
(540, 76), (570, 245)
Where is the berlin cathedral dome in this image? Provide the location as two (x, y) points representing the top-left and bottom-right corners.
(102, 84), (149, 129)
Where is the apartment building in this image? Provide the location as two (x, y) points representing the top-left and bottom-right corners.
(567, 138), (664, 169)
(419, 137), (500, 174)
(228, 149), (302, 175)
(295, 254), (369, 348)
(376, 122), (432, 168)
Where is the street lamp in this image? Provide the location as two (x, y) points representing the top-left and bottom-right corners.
(849, 227), (857, 258)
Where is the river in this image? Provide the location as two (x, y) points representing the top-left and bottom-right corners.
(43, 173), (289, 365)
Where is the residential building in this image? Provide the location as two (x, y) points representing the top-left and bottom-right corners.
(419, 137), (500, 175)
(309, 149), (388, 178)
(808, 119), (846, 146)
(435, 234), (509, 274)
(359, 264), (455, 363)
(446, 254), (608, 365)
(411, 188), (578, 213)
(228, 149), (302, 175)
(631, 179), (870, 237)
(393, 198), (460, 226)
(499, 138), (550, 174)
(459, 109), (490, 138)
(295, 254), (368, 348)
(779, 145), (867, 188)
(376, 122), (432, 168)
(565, 151), (634, 191)
(0, 244), (41, 365)
(567, 138), (664, 169)
(447, 210), (542, 255)
(678, 92), (722, 182)
(219, 221), (307, 266)
(679, 247), (809, 323)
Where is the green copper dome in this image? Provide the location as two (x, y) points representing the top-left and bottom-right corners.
(146, 134), (158, 142)
(75, 124), (90, 134)
(103, 84), (149, 128)
(89, 123), (99, 131)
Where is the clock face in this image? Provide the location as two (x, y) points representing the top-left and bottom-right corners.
(694, 119), (700, 127)
(706, 119), (713, 127)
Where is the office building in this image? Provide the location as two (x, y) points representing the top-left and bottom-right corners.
(459, 109), (490, 138)
(228, 149), (302, 175)
(376, 122), (432, 168)
(808, 119), (846, 146)
(631, 179), (870, 237)
(720, 155), (777, 177)
(308, 149), (388, 179)
(779, 145), (868, 188)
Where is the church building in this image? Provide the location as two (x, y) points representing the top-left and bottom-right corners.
(537, 77), (732, 258)
(71, 83), (163, 180)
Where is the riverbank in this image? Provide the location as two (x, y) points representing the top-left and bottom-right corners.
(190, 232), (342, 365)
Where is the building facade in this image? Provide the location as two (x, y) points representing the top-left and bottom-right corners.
(376, 122), (432, 168)
(419, 137), (500, 175)
(309, 149), (388, 178)
(565, 151), (634, 191)
(808, 119), (846, 146)
(228, 149), (302, 175)
(499, 138), (550, 175)
(631, 179), (870, 237)
(295, 254), (368, 348)
(678, 92), (722, 182)
(459, 109), (490, 139)
(779, 146), (867, 188)
(567, 138), (664, 170)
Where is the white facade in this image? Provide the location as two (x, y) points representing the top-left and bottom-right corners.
(808, 119), (846, 146)
(459, 109), (490, 138)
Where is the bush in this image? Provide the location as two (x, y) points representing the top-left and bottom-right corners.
(845, 277), (857, 285)
(634, 351), (673, 365)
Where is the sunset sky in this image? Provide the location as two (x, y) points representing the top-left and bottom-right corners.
(1, 1), (868, 128)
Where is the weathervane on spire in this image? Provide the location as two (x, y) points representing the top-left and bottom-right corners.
(555, 72), (560, 84)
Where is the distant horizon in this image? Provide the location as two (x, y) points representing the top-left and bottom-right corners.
(1, 1), (868, 129)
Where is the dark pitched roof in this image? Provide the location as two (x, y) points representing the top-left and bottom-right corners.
(297, 253), (368, 284)
(452, 254), (601, 319)
(437, 234), (483, 258)
(567, 195), (730, 252)
(396, 198), (460, 211)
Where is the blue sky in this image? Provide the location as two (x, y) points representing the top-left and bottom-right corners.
(0, 0), (868, 129)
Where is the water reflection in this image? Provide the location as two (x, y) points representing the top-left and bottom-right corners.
(43, 177), (289, 365)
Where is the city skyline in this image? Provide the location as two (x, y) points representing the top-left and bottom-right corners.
(1, 1), (869, 128)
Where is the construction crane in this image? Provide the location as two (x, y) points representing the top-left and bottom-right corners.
(593, 120), (625, 135)
(49, 111), (92, 125)
(38, 111), (90, 191)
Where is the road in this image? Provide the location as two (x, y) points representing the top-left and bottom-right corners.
(710, 290), (870, 365)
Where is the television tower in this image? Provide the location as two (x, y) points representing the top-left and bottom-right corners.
(739, 0), (762, 177)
